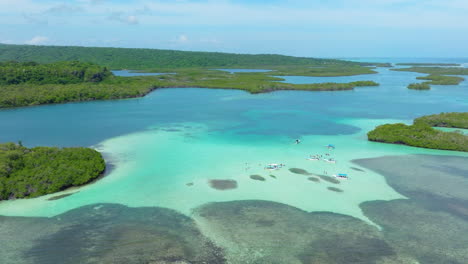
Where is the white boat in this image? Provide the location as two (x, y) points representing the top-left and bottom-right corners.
(307, 156), (320, 161)
(323, 158), (336, 163)
(334, 173), (349, 180)
(265, 163), (283, 170)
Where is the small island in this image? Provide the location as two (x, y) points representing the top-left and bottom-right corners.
(393, 66), (468, 75)
(393, 66), (466, 90)
(367, 112), (468, 152)
(407, 83), (430, 90)
(0, 142), (105, 200)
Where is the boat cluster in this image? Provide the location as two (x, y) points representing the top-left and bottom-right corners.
(264, 163), (285, 170)
(307, 154), (336, 163)
(260, 143), (349, 180)
(307, 144), (349, 180)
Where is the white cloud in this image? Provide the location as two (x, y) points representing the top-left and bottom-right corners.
(126, 15), (138, 24)
(108, 12), (139, 25)
(177, 34), (188, 43)
(25, 36), (49, 45)
(45, 4), (84, 15)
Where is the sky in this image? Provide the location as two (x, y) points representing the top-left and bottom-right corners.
(1, 0), (468, 57)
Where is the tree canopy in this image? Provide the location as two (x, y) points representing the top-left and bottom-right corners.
(0, 143), (105, 200)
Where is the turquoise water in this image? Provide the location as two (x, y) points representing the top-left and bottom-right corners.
(1, 61), (468, 263)
(112, 70), (169, 76)
(216, 68), (272, 73)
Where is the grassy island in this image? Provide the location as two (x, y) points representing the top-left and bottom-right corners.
(392, 66), (468, 76)
(0, 61), (380, 108)
(368, 113), (468, 152)
(407, 83), (430, 90)
(394, 66), (466, 90)
(0, 143), (105, 200)
(416, 75), (464, 85)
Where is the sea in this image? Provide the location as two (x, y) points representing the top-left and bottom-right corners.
(0, 58), (467, 263)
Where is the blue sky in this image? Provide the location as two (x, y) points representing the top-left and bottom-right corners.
(1, 0), (467, 57)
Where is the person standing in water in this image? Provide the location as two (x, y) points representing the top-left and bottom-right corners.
(295, 139), (301, 144)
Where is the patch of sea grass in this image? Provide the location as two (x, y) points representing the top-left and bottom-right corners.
(307, 177), (320, 182)
(350, 167), (365, 172)
(250, 175), (266, 181)
(269, 175), (277, 179)
(289, 168), (312, 175)
(22, 203), (226, 264)
(47, 193), (75, 201)
(327, 187), (343, 192)
(318, 175), (340, 184)
(194, 200), (395, 264)
(208, 179), (238, 190)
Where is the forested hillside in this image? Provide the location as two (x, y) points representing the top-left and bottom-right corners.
(0, 44), (386, 69)
(0, 61), (111, 85)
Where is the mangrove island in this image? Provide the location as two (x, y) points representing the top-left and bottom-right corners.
(367, 112), (468, 152)
(0, 142), (105, 200)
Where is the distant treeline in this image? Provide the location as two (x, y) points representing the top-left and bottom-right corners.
(393, 66), (468, 76)
(396, 63), (460, 66)
(0, 61), (111, 85)
(0, 143), (105, 200)
(0, 44), (389, 69)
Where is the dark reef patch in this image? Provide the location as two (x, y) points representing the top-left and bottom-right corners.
(350, 166), (365, 172)
(208, 179), (238, 190)
(161, 128), (182, 132)
(318, 175), (340, 184)
(47, 193), (75, 201)
(269, 174), (277, 179)
(327, 187), (343, 192)
(250, 175), (266, 181)
(194, 200), (395, 264)
(289, 168), (312, 175)
(307, 177), (320, 182)
(355, 154), (468, 264)
(361, 199), (468, 264)
(17, 204), (226, 264)
(186, 182), (194, 186)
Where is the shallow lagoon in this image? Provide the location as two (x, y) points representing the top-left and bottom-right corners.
(1, 62), (468, 263)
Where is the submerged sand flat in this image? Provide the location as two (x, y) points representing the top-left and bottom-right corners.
(2, 118), (467, 227)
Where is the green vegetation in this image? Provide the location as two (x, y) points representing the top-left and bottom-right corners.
(408, 83), (430, 90)
(267, 65), (377, 77)
(0, 142), (105, 200)
(396, 63), (460, 66)
(367, 113), (468, 152)
(393, 66), (468, 75)
(416, 75), (464, 85)
(395, 66), (466, 90)
(0, 45), (386, 108)
(0, 66), (379, 108)
(0, 61), (111, 85)
(0, 43), (388, 69)
(414, 112), (468, 128)
(0, 75), (158, 108)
